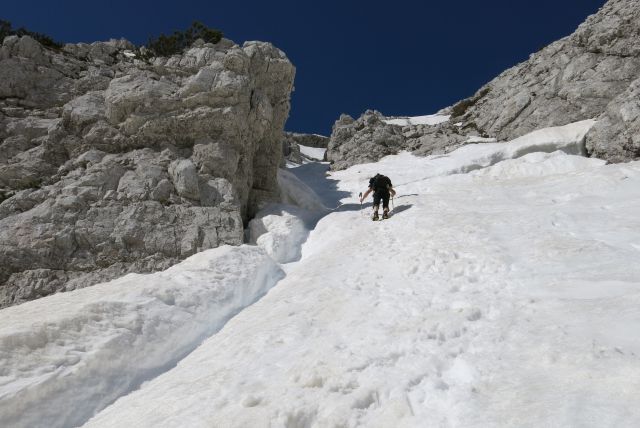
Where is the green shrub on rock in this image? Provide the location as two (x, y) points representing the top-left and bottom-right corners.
(0, 19), (63, 49)
(146, 21), (223, 57)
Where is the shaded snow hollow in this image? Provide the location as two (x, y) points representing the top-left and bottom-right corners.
(2, 119), (640, 427)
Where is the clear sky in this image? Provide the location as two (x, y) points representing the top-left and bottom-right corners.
(4, 0), (606, 135)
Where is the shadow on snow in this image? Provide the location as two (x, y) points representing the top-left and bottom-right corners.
(286, 162), (351, 209)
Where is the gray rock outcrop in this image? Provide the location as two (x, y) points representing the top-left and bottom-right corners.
(450, 0), (640, 162)
(0, 35), (295, 307)
(585, 76), (640, 162)
(282, 131), (329, 164)
(284, 132), (329, 149)
(326, 110), (471, 170)
(327, 0), (640, 169)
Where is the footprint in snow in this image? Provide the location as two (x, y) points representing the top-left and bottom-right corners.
(466, 308), (482, 322)
(351, 389), (379, 410)
(241, 395), (263, 407)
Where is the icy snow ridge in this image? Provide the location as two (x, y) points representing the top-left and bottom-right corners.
(471, 151), (607, 179)
(247, 169), (329, 263)
(465, 136), (497, 143)
(249, 204), (319, 264)
(333, 120), (598, 193)
(0, 246), (283, 428)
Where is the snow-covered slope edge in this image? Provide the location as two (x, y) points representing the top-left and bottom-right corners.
(331, 119), (597, 190)
(247, 168), (329, 264)
(0, 246), (284, 428)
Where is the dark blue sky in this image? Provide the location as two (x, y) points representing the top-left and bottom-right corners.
(4, 0), (605, 135)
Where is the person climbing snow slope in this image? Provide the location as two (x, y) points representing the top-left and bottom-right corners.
(360, 173), (396, 220)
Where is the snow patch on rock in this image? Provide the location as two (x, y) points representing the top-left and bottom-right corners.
(383, 114), (451, 126)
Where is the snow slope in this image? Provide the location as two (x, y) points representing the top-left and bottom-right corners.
(78, 121), (640, 427)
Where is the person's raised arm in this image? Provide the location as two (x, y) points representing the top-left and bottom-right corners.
(360, 188), (372, 203)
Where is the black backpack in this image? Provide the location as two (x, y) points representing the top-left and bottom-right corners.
(369, 174), (392, 192)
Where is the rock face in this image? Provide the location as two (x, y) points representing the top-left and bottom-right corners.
(327, 0), (640, 168)
(326, 110), (471, 170)
(282, 131), (329, 164)
(585, 77), (640, 162)
(284, 132), (329, 148)
(450, 0), (640, 162)
(0, 35), (295, 307)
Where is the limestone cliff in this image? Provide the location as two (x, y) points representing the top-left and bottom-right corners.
(0, 35), (295, 306)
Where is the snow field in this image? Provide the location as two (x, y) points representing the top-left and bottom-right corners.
(83, 120), (640, 427)
(0, 246), (284, 428)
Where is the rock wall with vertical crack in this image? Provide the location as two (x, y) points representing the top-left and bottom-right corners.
(0, 35), (295, 307)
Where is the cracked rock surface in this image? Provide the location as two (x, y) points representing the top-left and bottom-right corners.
(0, 35), (295, 307)
(451, 0), (640, 161)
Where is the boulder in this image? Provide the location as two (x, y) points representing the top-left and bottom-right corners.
(586, 76), (640, 161)
(168, 159), (200, 200)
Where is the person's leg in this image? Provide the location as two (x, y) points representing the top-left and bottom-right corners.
(372, 193), (381, 219)
(382, 194), (390, 218)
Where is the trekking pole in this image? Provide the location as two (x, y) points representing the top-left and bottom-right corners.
(358, 192), (363, 216)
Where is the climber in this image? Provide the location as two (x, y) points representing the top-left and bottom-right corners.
(360, 173), (396, 220)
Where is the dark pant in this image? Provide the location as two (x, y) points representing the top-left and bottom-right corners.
(373, 191), (390, 210)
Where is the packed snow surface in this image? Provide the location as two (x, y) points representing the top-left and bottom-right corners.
(465, 136), (497, 143)
(3, 120), (640, 427)
(383, 114), (451, 126)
